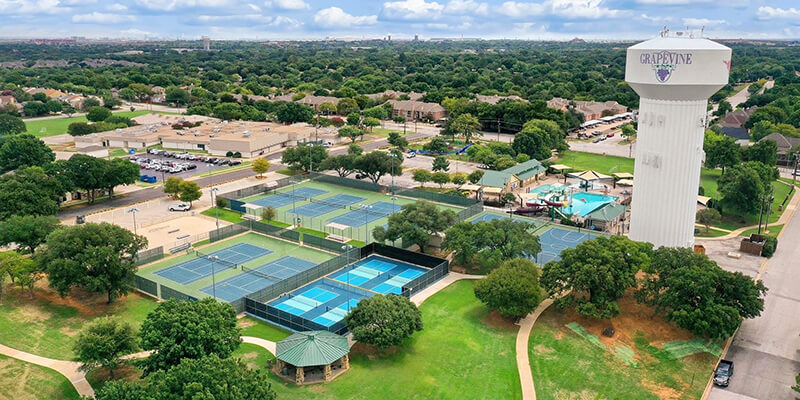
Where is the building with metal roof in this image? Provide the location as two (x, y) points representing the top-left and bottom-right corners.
(583, 202), (627, 234)
(274, 330), (351, 385)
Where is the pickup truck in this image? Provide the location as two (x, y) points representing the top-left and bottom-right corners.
(713, 359), (734, 387)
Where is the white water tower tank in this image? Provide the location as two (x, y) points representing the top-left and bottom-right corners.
(625, 31), (731, 248)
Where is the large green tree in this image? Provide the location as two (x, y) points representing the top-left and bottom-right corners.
(431, 156), (450, 172)
(139, 298), (241, 374)
(387, 131), (408, 150)
(636, 247), (766, 338)
(372, 201), (456, 252)
(0, 215), (60, 253)
(177, 180), (202, 207)
(86, 106), (112, 122)
(442, 219), (542, 271)
(281, 144), (328, 172)
(0, 134), (55, 172)
(93, 355), (275, 400)
(338, 125), (364, 143)
(718, 163), (768, 217)
(474, 258), (544, 318)
(353, 150), (403, 184)
(345, 294), (423, 349)
(73, 316), (138, 379)
(450, 113), (481, 143)
(703, 130), (740, 173)
(540, 236), (652, 319)
(37, 222), (147, 303)
(0, 114), (26, 135)
(744, 139), (778, 166)
(0, 166), (65, 219)
(512, 125), (552, 161)
(103, 158), (140, 198)
(275, 101), (314, 123)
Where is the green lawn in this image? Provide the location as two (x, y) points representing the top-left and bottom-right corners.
(714, 181), (793, 230)
(530, 302), (715, 400)
(695, 227), (729, 238)
(239, 316), (291, 342)
(201, 208), (245, 223)
(25, 111), (176, 138)
(233, 343), (276, 371)
(556, 151), (634, 174)
(0, 287), (157, 360)
(296, 227), (328, 238)
(370, 127), (403, 138)
(264, 280), (520, 400)
(739, 224), (783, 237)
(0, 355), (81, 400)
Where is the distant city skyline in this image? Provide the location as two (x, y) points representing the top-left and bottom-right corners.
(1, 0), (800, 40)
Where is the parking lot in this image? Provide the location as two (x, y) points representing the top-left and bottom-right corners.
(131, 149), (242, 180)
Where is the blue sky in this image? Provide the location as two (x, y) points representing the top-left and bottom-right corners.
(2, 0), (800, 40)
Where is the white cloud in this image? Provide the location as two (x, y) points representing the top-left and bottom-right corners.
(757, 7), (800, 21)
(134, 0), (235, 11)
(106, 3), (128, 11)
(636, 0), (711, 3)
(247, 3), (261, 12)
(382, 0), (444, 20)
(0, 0), (67, 14)
(265, 0), (310, 10)
(444, 0), (488, 16)
(72, 12), (136, 23)
(682, 17), (725, 26)
(640, 13), (670, 23)
(195, 14), (300, 27)
(498, 0), (621, 19)
(119, 28), (152, 36)
(313, 7), (378, 27)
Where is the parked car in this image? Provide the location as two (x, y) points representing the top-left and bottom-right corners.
(713, 360), (734, 387)
(406, 152), (416, 158)
(477, 164), (490, 169)
(229, 160), (242, 166)
(607, 132), (615, 137)
(169, 203), (191, 212)
(592, 138), (603, 143)
(185, 164), (198, 170)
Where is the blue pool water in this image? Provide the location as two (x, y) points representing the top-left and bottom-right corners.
(529, 185), (616, 217)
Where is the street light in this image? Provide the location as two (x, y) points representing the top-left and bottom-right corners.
(210, 188), (220, 230)
(127, 207), (140, 235)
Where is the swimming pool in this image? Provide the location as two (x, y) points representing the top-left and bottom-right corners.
(529, 185), (617, 217)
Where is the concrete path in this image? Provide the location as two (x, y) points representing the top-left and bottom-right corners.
(0, 343), (94, 398)
(409, 272), (484, 306)
(516, 299), (555, 400)
(242, 336), (277, 355)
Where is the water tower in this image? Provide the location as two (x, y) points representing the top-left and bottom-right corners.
(625, 30), (731, 248)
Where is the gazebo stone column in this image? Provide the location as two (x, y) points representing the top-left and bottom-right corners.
(295, 366), (304, 384)
(275, 359), (285, 373)
(341, 354), (350, 369)
(324, 364), (332, 382)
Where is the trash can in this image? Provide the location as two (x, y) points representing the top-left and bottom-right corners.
(76, 215), (85, 224)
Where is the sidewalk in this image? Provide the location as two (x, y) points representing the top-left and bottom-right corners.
(0, 343), (94, 398)
(516, 299), (555, 400)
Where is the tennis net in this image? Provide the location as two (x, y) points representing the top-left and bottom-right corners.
(241, 266), (281, 282)
(271, 189), (309, 202)
(195, 251), (238, 270)
(292, 295), (321, 308)
(348, 205), (395, 217)
(309, 197), (348, 209)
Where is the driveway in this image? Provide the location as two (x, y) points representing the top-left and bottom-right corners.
(708, 206), (800, 400)
(567, 134), (635, 158)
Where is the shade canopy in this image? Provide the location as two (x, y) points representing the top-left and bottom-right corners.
(459, 184), (482, 191)
(568, 170), (612, 181)
(616, 179), (634, 186)
(549, 164), (571, 171)
(276, 331), (350, 367)
(483, 187), (503, 195)
(612, 172), (634, 179)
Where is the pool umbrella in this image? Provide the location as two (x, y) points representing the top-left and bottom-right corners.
(567, 170), (612, 191)
(549, 164), (571, 183)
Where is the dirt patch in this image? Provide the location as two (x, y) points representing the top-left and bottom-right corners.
(552, 389), (599, 400)
(641, 379), (683, 400)
(481, 309), (518, 331)
(87, 364), (141, 387)
(11, 280), (146, 318)
(238, 318), (256, 329)
(350, 342), (398, 360)
(449, 265), (468, 274)
(533, 344), (555, 354)
(307, 384), (328, 393)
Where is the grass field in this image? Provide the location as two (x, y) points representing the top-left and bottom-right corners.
(0, 286), (157, 360)
(695, 227), (729, 238)
(555, 151), (635, 175)
(0, 355), (81, 400)
(241, 180), (463, 243)
(136, 232), (336, 301)
(25, 111), (176, 138)
(239, 316), (291, 342)
(530, 296), (716, 400)
(201, 208), (245, 224)
(261, 280), (521, 400)
(739, 224), (783, 237)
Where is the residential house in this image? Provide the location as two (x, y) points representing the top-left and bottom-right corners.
(297, 95), (339, 112)
(150, 86), (166, 103)
(547, 97), (627, 120)
(719, 107), (757, 129)
(24, 87), (67, 99)
(60, 94), (87, 110)
(759, 132), (800, 165)
(386, 100), (446, 122)
(720, 126), (750, 144)
(0, 95), (22, 112)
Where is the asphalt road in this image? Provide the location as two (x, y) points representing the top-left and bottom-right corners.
(709, 204), (800, 399)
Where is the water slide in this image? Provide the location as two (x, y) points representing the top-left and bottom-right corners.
(456, 143), (473, 154)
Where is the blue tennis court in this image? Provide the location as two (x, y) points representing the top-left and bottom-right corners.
(470, 212), (540, 226)
(534, 227), (598, 264)
(155, 243), (271, 285)
(269, 279), (370, 328)
(288, 194), (366, 217)
(327, 201), (402, 227)
(250, 187), (328, 208)
(329, 255), (427, 295)
(199, 256), (318, 302)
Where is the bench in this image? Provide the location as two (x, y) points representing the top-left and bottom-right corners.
(327, 235), (349, 243)
(169, 243), (192, 254)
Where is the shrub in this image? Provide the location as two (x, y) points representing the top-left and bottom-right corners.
(215, 197), (229, 209)
(226, 151), (234, 157)
(233, 151), (241, 158)
(761, 236), (777, 258)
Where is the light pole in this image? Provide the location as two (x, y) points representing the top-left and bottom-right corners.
(342, 244), (353, 310)
(360, 204), (372, 243)
(127, 207), (139, 235)
(210, 255), (219, 300)
(210, 188), (219, 230)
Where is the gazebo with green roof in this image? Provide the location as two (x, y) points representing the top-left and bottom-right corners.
(274, 331), (351, 385)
